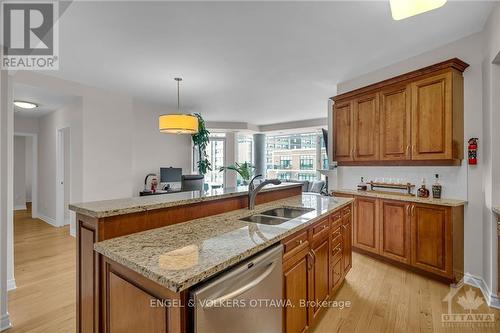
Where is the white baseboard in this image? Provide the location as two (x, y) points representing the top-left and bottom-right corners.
(464, 273), (500, 309)
(7, 278), (16, 291)
(37, 213), (58, 227)
(14, 204), (26, 211)
(0, 313), (11, 331)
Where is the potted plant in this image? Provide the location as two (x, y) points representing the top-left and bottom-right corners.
(192, 113), (212, 177)
(219, 162), (255, 185)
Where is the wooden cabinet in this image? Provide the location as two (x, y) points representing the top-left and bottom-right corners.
(379, 200), (410, 264)
(410, 203), (452, 277)
(411, 73), (453, 160)
(379, 86), (411, 161)
(342, 208), (352, 273)
(309, 238), (330, 324)
(336, 192), (464, 283)
(282, 204), (353, 333)
(283, 249), (312, 333)
(353, 93), (379, 161)
(332, 58), (467, 166)
(353, 197), (379, 254)
(333, 101), (353, 162)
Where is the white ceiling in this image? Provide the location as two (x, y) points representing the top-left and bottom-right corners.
(34, 1), (494, 124)
(13, 83), (78, 117)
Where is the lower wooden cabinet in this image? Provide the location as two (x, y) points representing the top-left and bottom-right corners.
(353, 197), (379, 254)
(380, 200), (411, 264)
(336, 192), (463, 283)
(283, 249), (311, 333)
(410, 203), (452, 277)
(282, 204), (353, 333)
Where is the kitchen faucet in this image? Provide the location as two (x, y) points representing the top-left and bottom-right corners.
(248, 174), (282, 210)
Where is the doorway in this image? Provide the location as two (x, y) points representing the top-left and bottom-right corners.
(13, 133), (38, 219)
(56, 127), (71, 228)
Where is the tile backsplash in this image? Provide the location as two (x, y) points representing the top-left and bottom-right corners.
(331, 164), (467, 200)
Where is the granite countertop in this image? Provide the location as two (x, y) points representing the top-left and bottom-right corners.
(333, 189), (466, 207)
(69, 182), (302, 218)
(94, 194), (353, 293)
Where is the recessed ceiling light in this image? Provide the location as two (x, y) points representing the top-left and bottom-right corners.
(13, 100), (38, 109)
(390, 0), (447, 20)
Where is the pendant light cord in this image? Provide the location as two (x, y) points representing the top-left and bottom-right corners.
(175, 77), (182, 112)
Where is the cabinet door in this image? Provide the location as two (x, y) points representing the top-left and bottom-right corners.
(333, 101), (353, 162)
(310, 238), (330, 324)
(380, 200), (411, 264)
(353, 197), (379, 254)
(410, 204), (452, 277)
(411, 73), (453, 160)
(380, 86), (411, 160)
(284, 252), (311, 333)
(342, 211), (352, 274)
(353, 94), (379, 161)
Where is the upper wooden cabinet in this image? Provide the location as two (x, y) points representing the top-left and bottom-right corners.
(379, 85), (411, 161)
(353, 93), (379, 161)
(333, 101), (353, 162)
(332, 58), (468, 166)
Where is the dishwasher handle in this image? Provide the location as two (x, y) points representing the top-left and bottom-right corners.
(202, 261), (276, 309)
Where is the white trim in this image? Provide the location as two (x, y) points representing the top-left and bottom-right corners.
(13, 204), (26, 211)
(56, 127), (70, 228)
(0, 313), (11, 331)
(464, 273), (500, 309)
(37, 213), (59, 228)
(7, 279), (16, 291)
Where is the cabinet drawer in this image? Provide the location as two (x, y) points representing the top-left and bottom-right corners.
(332, 228), (342, 247)
(282, 230), (308, 258)
(331, 212), (342, 230)
(331, 242), (343, 263)
(332, 259), (343, 287)
(312, 218), (330, 242)
(342, 205), (351, 217)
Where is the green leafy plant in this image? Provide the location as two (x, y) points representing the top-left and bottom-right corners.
(219, 162), (255, 182)
(191, 113), (212, 176)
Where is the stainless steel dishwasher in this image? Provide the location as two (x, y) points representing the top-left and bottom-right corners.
(191, 244), (283, 333)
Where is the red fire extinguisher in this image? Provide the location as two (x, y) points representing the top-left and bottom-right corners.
(468, 138), (478, 165)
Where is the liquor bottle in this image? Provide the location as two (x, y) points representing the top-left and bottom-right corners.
(432, 174), (442, 199)
(357, 177), (368, 191)
(417, 178), (430, 198)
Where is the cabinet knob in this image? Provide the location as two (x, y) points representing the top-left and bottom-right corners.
(296, 239), (303, 245)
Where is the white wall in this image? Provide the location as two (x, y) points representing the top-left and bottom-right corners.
(13, 136), (26, 209)
(335, 32), (485, 278)
(481, 3), (500, 299)
(131, 99), (192, 195)
(37, 99), (83, 230)
(0, 70), (12, 331)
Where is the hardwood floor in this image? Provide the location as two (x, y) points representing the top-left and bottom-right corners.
(7, 208), (76, 333)
(6, 208), (499, 333)
(312, 252), (500, 333)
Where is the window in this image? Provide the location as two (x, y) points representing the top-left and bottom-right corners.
(279, 156), (292, 169)
(204, 134), (226, 189)
(266, 130), (326, 181)
(299, 155), (314, 170)
(236, 134), (253, 185)
(298, 173), (316, 181)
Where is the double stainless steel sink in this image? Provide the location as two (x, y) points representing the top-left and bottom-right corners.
(240, 207), (314, 225)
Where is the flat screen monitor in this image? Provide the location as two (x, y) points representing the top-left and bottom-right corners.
(160, 167), (182, 183)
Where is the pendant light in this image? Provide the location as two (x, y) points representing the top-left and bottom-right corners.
(159, 78), (199, 134)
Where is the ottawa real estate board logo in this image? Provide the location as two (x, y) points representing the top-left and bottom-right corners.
(1, 1), (59, 70)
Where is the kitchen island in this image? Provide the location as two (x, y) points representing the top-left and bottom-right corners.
(71, 186), (353, 333)
(70, 183), (303, 333)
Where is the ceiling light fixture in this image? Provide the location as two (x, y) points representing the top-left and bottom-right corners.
(14, 100), (38, 109)
(390, 0), (447, 20)
(158, 78), (199, 134)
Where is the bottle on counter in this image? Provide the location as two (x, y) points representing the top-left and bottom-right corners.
(432, 174), (442, 199)
(417, 178), (430, 198)
(357, 177), (368, 191)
